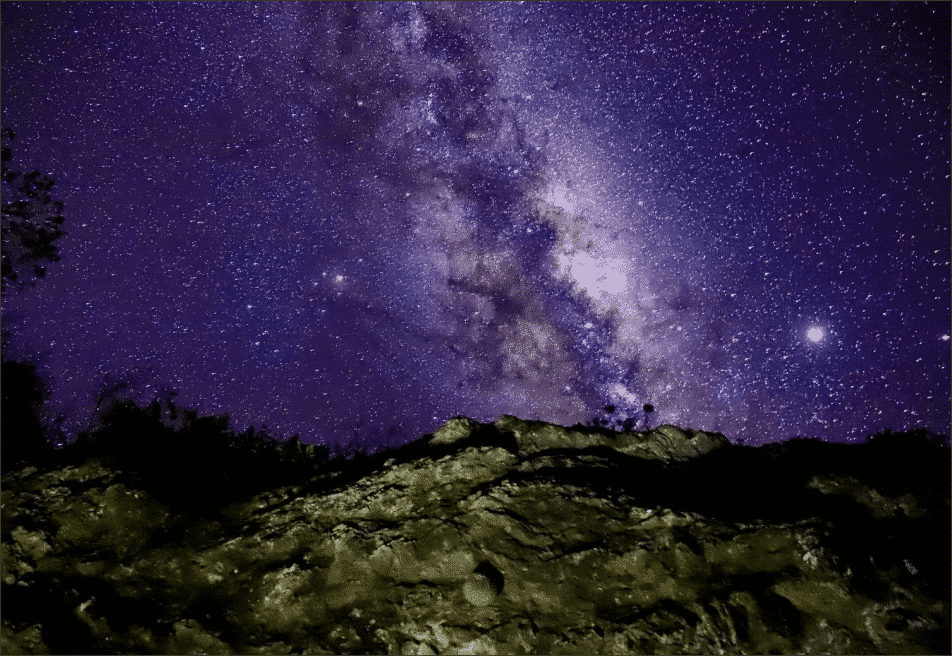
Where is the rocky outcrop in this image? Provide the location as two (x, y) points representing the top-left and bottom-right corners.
(2, 417), (949, 655)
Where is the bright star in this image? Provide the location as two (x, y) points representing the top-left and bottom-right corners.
(806, 326), (824, 342)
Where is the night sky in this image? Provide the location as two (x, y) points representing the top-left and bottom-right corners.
(2, 1), (949, 452)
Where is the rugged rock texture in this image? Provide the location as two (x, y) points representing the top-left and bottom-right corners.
(2, 416), (949, 655)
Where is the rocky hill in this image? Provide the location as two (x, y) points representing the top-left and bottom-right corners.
(2, 416), (949, 655)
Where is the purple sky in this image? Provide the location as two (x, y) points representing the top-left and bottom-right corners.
(2, 2), (949, 451)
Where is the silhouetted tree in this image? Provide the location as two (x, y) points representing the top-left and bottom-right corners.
(642, 403), (655, 429)
(381, 423), (408, 450)
(1, 127), (67, 295)
(1, 129), (70, 467)
(87, 376), (134, 432)
(1, 360), (55, 467)
(73, 397), (172, 472)
(336, 419), (369, 460)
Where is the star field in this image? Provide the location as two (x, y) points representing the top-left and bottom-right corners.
(2, 1), (949, 451)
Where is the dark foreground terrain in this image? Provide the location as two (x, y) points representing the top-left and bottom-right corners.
(2, 416), (949, 655)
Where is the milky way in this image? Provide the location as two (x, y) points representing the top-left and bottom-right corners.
(2, 2), (949, 450)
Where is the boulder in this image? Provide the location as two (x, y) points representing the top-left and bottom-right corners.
(1, 418), (949, 655)
(430, 416), (481, 446)
(636, 424), (731, 462)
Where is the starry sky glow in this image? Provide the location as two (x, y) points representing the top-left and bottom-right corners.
(2, 1), (949, 450)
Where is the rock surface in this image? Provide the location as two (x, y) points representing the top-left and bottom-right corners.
(2, 417), (949, 655)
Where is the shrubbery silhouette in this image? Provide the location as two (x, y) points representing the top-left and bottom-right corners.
(55, 396), (350, 516)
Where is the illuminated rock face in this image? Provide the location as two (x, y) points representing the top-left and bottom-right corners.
(2, 418), (950, 655)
